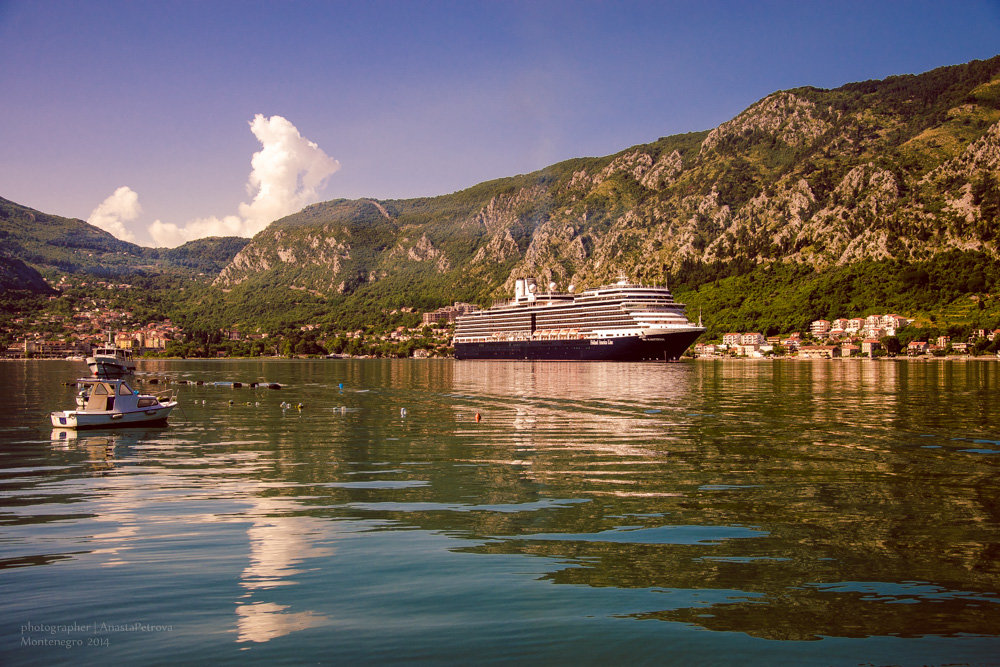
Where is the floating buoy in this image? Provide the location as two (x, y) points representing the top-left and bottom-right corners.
(400, 408), (407, 417)
(228, 400), (234, 405)
(475, 412), (481, 423)
(296, 403), (304, 410)
(338, 383), (344, 391)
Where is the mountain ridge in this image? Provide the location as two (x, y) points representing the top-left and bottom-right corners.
(4, 55), (1000, 339)
(210, 55), (1000, 313)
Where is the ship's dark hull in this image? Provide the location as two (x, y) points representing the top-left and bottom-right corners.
(454, 330), (703, 361)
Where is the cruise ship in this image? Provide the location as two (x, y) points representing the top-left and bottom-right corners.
(453, 277), (705, 361)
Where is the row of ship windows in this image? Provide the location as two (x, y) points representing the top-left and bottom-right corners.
(480, 300), (682, 317)
(459, 315), (639, 329)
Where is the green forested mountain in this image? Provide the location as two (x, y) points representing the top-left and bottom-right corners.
(5, 55), (1000, 339)
(0, 197), (248, 278)
(0, 256), (56, 294)
(207, 56), (1000, 333)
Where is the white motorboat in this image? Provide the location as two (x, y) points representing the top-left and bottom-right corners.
(51, 377), (178, 429)
(86, 334), (137, 377)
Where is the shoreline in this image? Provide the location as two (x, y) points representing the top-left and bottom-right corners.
(4, 354), (1000, 363)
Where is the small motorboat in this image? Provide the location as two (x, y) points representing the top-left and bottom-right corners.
(51, 377), (178, 429)
(86, 334), (137, 377)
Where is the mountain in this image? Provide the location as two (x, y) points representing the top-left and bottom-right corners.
(5, 55), (1000, 339)
(159, 237), (251, 274)
(211, 56), (1000, 329)
(0, 197), (248, 277)
(0, 256), (56, 294)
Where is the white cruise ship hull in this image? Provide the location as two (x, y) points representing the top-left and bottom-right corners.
(453, 278), (706, 361)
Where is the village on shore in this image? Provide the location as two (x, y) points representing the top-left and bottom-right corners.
(694, 313), (1000, 359)
(5, 289), (1000, 361)
(2, 291), (469, 359)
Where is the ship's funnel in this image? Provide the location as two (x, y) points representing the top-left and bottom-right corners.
(515, 279), (525, 300)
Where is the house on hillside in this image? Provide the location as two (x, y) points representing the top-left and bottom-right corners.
(861, 339), (881, 356)
(722, 332), (742, 346)
(810, 320), (831, 337)
(798, 345), (841, 359)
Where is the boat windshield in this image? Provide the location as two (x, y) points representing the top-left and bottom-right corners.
(118, 382), (135, 395)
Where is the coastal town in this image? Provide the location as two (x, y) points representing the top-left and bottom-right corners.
(5, 288), (999, 360)
(695, 313), (1000, 359)
(1, 284), (465, 359)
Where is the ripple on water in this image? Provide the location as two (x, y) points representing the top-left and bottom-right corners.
(506, 524), (768, 545)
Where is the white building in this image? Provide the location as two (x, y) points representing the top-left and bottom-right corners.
(810, 320), (831, 337)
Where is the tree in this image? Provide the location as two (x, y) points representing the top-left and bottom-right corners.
(881, 335), (902, 356)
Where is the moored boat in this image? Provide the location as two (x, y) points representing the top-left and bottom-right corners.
(51, 377), (178, 429)
(453, 277), (705, 361)
(86, 334), (136, 377)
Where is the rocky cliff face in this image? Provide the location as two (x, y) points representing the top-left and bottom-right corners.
(213, 56), (1000, 304)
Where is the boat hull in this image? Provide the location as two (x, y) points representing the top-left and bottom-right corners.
(50, 403), (176, 430)
(454, 330), (703, 361)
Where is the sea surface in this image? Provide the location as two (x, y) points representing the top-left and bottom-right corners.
(1, 358), (999, 665)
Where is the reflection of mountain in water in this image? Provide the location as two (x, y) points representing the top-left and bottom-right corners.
(22, 359), (1000, 645)
(351, 360), (1000, 640)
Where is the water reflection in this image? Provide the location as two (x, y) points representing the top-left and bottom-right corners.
(2, 359), (1000, 661)
(236, 496), (333, 643)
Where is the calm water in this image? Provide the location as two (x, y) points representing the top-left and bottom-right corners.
(1, 358), (999, 665)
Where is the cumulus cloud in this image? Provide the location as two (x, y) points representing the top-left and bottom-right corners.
(94, 115), (340, 248)
(238, 114), (341, 235)
(87, 186), (142, 243)
(148, 214), (246, 249)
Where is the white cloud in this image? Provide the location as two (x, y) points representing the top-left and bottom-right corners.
(91, 115), (340, 248)
(87, 186), (142, 243)
(148, 214), (246, 248)
(238, 114), (341, 235)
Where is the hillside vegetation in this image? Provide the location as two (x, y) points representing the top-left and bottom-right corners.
(4, 55), (1000, 343)
(202, 56), (1000, 334)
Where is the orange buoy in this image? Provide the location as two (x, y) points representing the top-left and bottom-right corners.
(475, 412), (481, 423)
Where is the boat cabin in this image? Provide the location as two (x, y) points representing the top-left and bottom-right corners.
(78, 378), (156, 412)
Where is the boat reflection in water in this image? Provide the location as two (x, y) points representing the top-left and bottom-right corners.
(4, 359), (999, 663)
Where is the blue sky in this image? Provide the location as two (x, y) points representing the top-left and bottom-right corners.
(1, 0), (998, 246)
